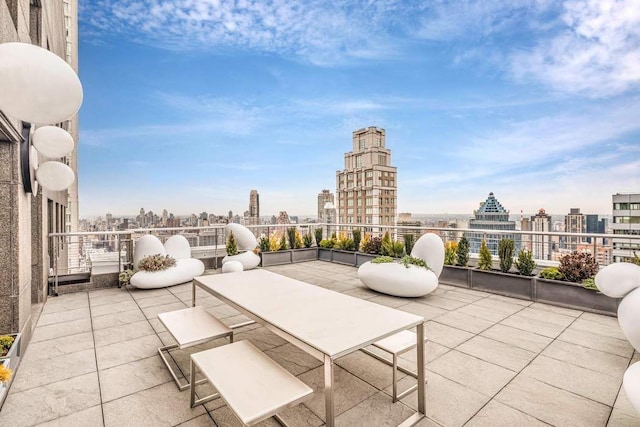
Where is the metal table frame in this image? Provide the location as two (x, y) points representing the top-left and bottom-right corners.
(192, 273), (426, 427)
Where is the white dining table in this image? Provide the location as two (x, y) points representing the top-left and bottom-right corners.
(193, 269), (426, 426)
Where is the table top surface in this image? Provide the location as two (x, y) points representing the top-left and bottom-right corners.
(194, 269), (424, 358)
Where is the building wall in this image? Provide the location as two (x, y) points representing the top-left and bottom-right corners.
(612, 193), (640, 262)
(0, 0), (78, 346)
(336, 127), (397, 233)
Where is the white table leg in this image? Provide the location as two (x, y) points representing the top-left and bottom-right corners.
(192, 281), (196, 307)
(417, 322), (426, 414)
(324, 354), (335, 427)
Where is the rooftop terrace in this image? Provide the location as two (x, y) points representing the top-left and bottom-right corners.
(0, 261), (638, 426)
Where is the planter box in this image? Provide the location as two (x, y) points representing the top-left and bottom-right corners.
(292, 248), (318, 263)
(471, 269), (533, 300)
(534, 278), (620, 316)
(331, 250), (356, 266)
(0, 333), (22, 409)
(318, 248), (332, 261)
(260, 251), (292, 267)
(440, 265), (470, 288)
(355, 252), (377, 267)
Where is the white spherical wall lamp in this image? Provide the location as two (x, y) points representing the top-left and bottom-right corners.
(32, 126), (74, 158)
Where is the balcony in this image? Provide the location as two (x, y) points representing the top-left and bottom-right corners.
(0, 259), (638, 426)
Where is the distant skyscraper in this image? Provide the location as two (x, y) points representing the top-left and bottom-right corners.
(564, 208), (585, 250)
(277, 211), (291, 224)
(249, 189), (260, 225)
(466, 192), (517, 255)
(531, 208), (552, 260)
(612, 193), (640, 262)
(317, 189), (334, 223)
(162, 209), (168, 226)
(336, 126), (397, 231)
(396, 213), (421, 241)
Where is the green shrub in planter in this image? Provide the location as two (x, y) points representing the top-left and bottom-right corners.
(362, 237), (382, 254)
(0, 335), (15, 357)
(558, 251), (598, 283)
(514, 249), (536, 276)
(138, 254), (176, 272)
(457, 237), (470, 267)
(286, 227), (297, 250)
(226, 231), (238, 256)
(498, 238), (515, 272)
(352, 229), (361, 252)
(404, 234), (415, 255)
(401, 255), (430, 270)
(302, 232), (313, 248)
(258, 236), (270, 252)
(539, 267), (564, 280)
(477, 239), (493, 271)
(372, 256), (394, 264)
(314, 228), (323, 246)
(582, 277), (598, 291)
(444, 241), (457, 265)
(319, 239), (335, 249)
(382, 232), (404, 257)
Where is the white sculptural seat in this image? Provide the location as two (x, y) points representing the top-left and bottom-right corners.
(221, 223), (260, 271)
(130, 235), (205, 289)
(358, 233), (444, 298)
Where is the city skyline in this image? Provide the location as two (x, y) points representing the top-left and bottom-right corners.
(78, 1), (640, 216)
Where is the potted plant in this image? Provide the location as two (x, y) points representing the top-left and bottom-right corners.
(260, 232), (293, 266)
(535, 251), (618, 315)
(440, 239), (470, 288)
(291, 229), (317, 263)
(514, 249), (536, 277)
(118, 268), (136, 288)
(0, 333), (21, 407)
(358, 255), (438, 297)
(498, 238), (515, 273)
(329, 232), (356, 265)
(477, 239), (493, 271)
(354, 233), (377, 266)
(403, 234), (415, 255)
(381, 231), (405, 258)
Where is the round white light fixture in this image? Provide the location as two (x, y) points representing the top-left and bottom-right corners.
(35, 161), (75, 192)
(0, 42), (83, 124)
(32, 126), (74, 158)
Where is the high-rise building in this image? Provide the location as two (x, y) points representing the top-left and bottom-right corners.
(612, 193), (640, 262)
(0, 0), (79, 342)
(531, 208), (552, 260)
(249, 189), (260, 225)
(317, 189), (334, 223)
(466, 192), (517, 255)
(336, 127), (397, 232)
(277, 211), (291, 224)
(564, 208), (585, 251)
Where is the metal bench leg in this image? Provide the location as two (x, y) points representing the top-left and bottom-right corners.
(189, 359), (220, 408)
(159, 344), (216, 391)
(392, 354), (398, 402)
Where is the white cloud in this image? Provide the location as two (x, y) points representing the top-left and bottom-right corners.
(510, 0), (640, 97)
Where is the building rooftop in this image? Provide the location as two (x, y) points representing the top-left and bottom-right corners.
(0, 261), (637, 426)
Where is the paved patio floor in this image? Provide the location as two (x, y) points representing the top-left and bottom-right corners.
(0, 261), (638, 426)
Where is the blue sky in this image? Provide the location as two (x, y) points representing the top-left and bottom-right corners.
(78, 0), (640, 217)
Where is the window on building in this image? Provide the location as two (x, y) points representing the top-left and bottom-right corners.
(347, 208), (353, 214)
(357, 198), (363, 206)
(366, 207), (372, 214)
(366, 198), (372, 206)
(366, 180), (373, 187)
(347, 199), (354, 207)
(366, 216), (372, 224)
(378, 154), (386, 165)
(355, 155), (362, 167)
(359, 139), (365, 150)
(366, 171), (373, 178)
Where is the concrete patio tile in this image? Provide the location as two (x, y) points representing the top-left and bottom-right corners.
(529, 302), (583, 317)
(521, 355), (621, 406)
(221, 313), (254, 328)
(94, 319), (156, 347)
(320, 281), (357, 293)
(557, 328), (634, 358)
(469, 297), (525, 316)
(427, 351), (516, 396)
(12, 348), (96, 392)
(368, 294), (411, 308)
(176, 413), (217, 426)
(457, 335), (537, 372)
(495, 375), (610, 427)
(424, 320), (474, 348)
(232, 326), (288, 351)
(37, 307), (91, 326)
(277, 402), (324, 426)
(99, 355), (173, 402)
(36, 404), (103, 427)
(88, 287), (127, 298)
(335, 391), (417, 427)
(399, 340), (451, 365)
(480, 324), (552, 353)
(580, 311), (620, 325)
(341, 286), (378, 299)
(204, 303), (241, 320)
(44, 292), (88, 304)
(95, 334), (163, 370)
(399, 371), (490, 426)
(416, 295), (468, 311)
(499, 311), (570, 339)
(135, 293), (182, 308)
(41, 295), (89, 314)
(399, 302), (447, 321)
(438, 289), (486, 304)
(465, 400), (548, 426)
(92, 308), (146, 330)
(336, 350), (406, 390)
(90, 299), (140, 317)
(433, 311), (495, 334)
(541, 340), (630, 378)
(209, 405), (280, 426)
(264, 343), (323, 376)
(569, 317), (628, 341)
(142, 301), (189, 319)
(30, 317), (92, 343)
(22, 330), (94, 362)
(0, 372), (100, 426)
(485, 294), (532, 307)
(103, 381), (206, 427)
(607, 409), (640, 426)
(89, 291), (133, 307)
(127, 287), (172, 300)
(613, 384), (640, 418)
(297, 365), (379, 421)
(456, 303), (512, 323)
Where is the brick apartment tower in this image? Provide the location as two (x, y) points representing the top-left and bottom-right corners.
(336, 127), (397, 231)
(249, 189), (260, 225)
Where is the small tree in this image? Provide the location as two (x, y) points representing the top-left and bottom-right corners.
(498, 238), (515, 273)
(302, 232), (313, 248)
(558, 251), (598, 282)
(279, 234), (288, 251)
(352, 229), (361, 253)
(514, 249), (536, 276)
(457, 237), (470, 267)
(381, 232), (393, 256)
(478, 239), (493, 271)
(404, 234), (415, 255)
(286, 227), (297, 249)
(314, 228), (323, 246)
(226, 231), (238, 256)
(444, 241), (457, 265)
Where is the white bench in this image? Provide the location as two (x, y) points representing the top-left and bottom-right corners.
(364, 330), (427, 402)
(190, 340), (313, 426)
(158, 306), (233, 391)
